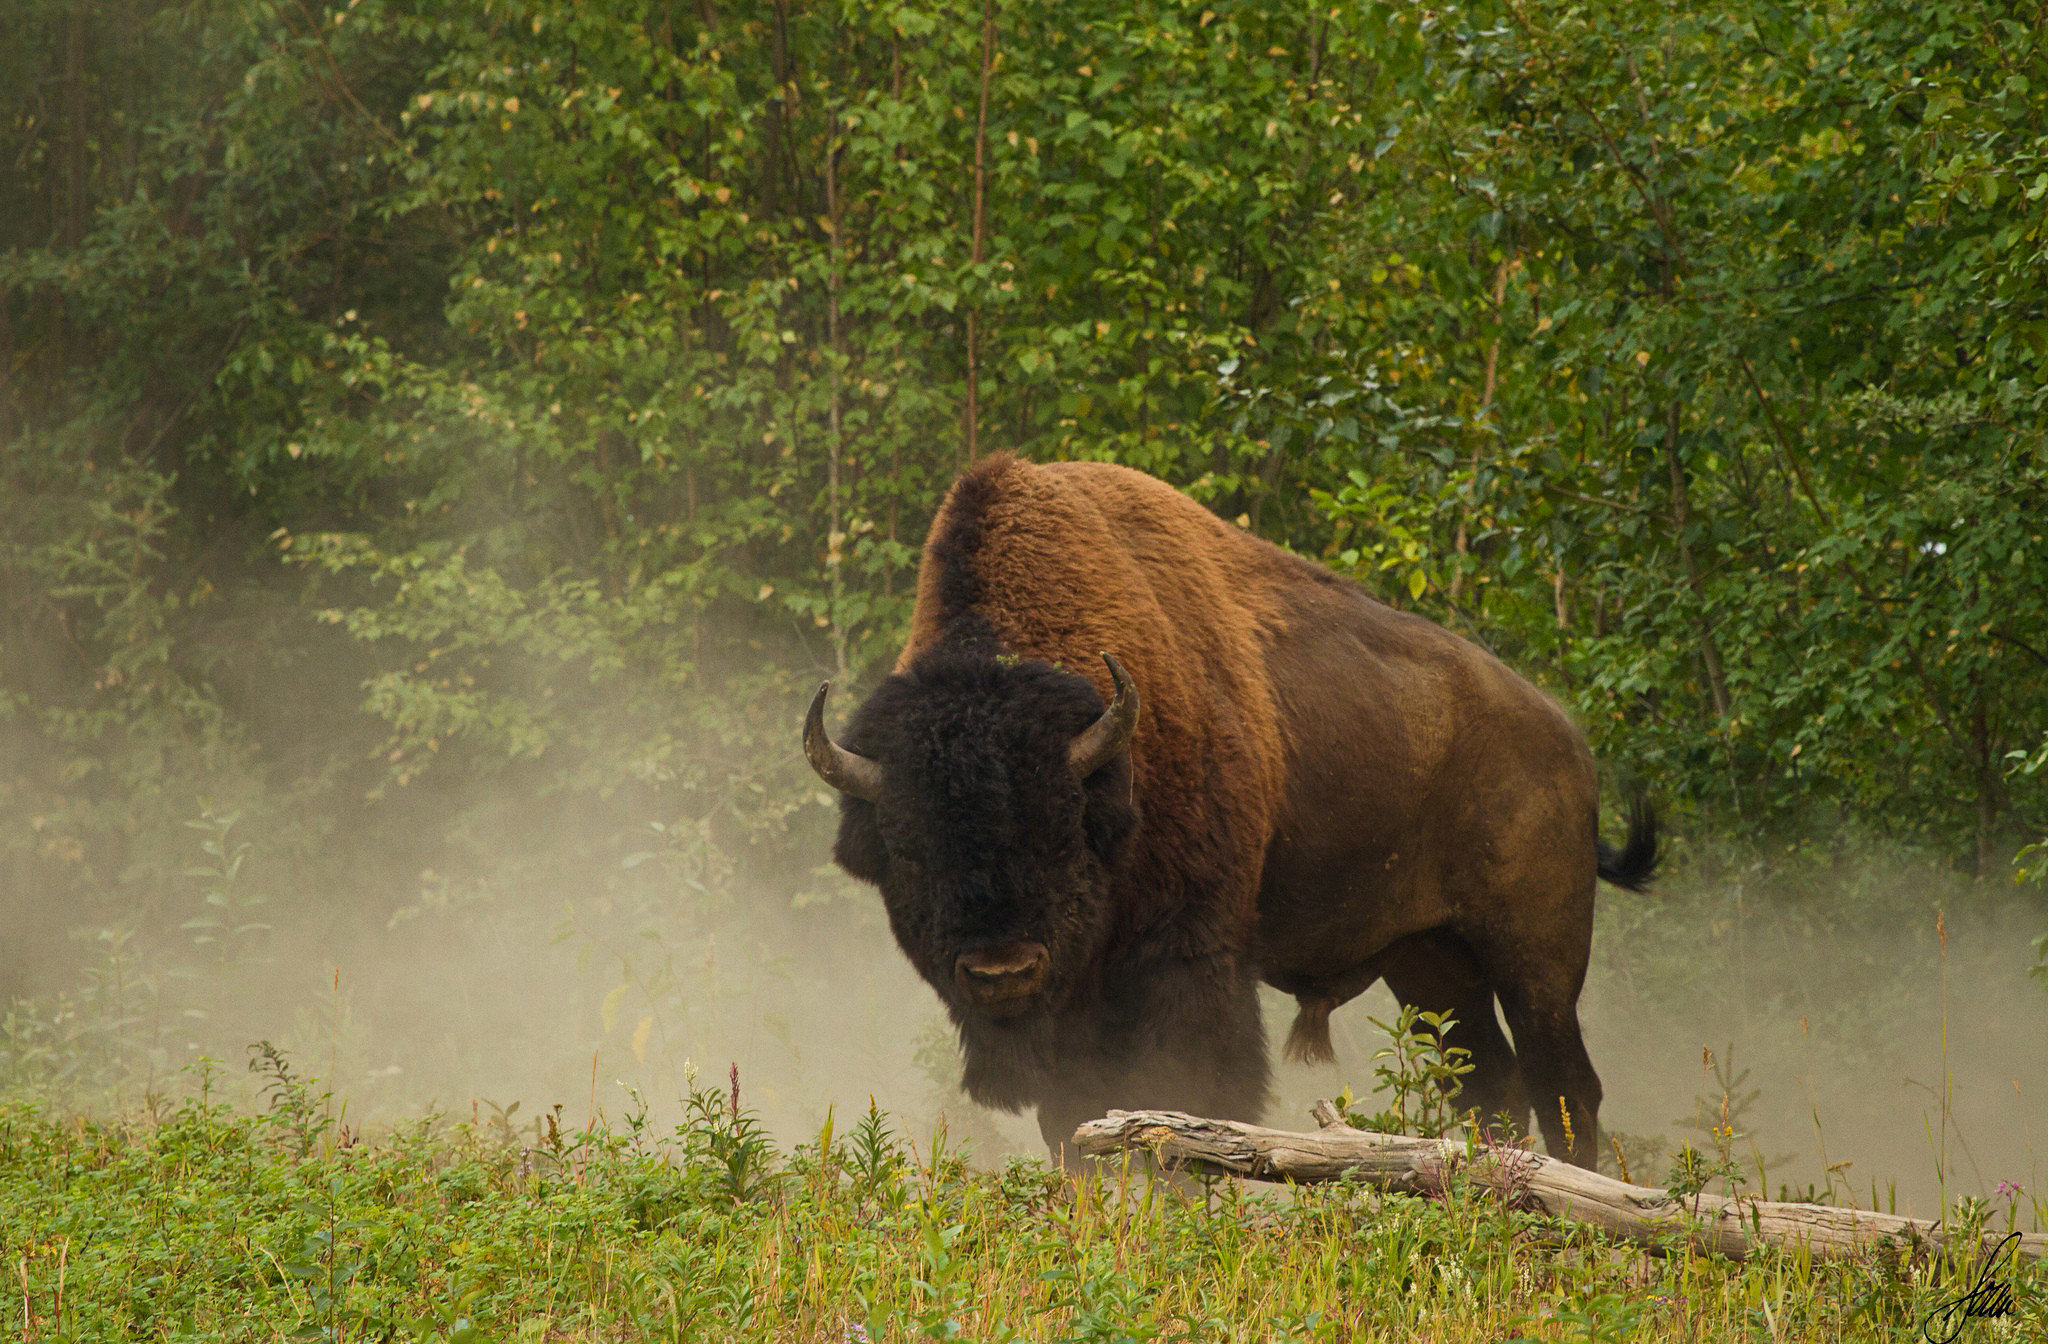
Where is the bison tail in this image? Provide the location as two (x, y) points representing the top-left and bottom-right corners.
(1595, 788), (1661, 893)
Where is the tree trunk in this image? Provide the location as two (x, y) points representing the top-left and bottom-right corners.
(1449, 257), (1512, 604)
(56, 0), (91, 369)
(823, 103), (850, 680)
(961, 0), (997, 466)
(763, 0), (794, 217)
(1663, 401), (1731, 720)
(65, 0), (89, 251)
(1972, 689), (2003, 879)
(1073, 1105), (2046, 1264)
(883, 34), (905, 601)
(594, 431), (621, 599)
(0, 290), (16, 440)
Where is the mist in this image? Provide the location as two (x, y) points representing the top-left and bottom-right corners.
(1279, 868), (2048, 1218)
(9, 729), (2043, 1228)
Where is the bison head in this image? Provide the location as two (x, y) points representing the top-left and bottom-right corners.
(805, 649), (1141, 1023)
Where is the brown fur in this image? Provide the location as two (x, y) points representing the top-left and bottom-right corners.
(901, 456), (1290, 955)
(850, 454), (1652, 1165)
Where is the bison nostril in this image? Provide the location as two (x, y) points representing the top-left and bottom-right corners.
(954, 942), (1049, 996)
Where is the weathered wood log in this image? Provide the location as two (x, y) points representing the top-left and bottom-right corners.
(1073, 1102), (2046, 1264)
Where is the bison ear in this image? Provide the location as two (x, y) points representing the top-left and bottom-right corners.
(831, 801), (888, 884)
(1081, 751), (1139, 859)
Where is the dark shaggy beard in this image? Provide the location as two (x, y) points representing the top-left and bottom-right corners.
(948, 945), (1274, 1132)
(953, 1005), (1063, 1113)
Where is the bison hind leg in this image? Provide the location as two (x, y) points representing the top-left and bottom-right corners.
(1283, 995), (1341, 1065)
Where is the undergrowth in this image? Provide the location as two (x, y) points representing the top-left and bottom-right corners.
(2, 1054), (2043, 1343)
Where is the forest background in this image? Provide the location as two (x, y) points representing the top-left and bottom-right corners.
(2, 0), (2046, 1178)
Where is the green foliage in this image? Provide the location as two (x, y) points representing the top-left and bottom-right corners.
(181, 809), (269, 969)
(0, 920), (170, 1101)
(1, 1090), (2040, 1341)
(2009, 738), (2048, 990)
(1339, 1005), (1478, 1140)
(679, 1073), (781, 1204)
(249, 1038), (333, 1160)
(3, 0), (2046, 1027)
(1310, 0), (2048, 862)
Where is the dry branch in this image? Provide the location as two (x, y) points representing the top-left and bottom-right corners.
(1073, 1103), (2046, 1264)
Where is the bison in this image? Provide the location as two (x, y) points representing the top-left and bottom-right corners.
(804, 455), (1656, 1166)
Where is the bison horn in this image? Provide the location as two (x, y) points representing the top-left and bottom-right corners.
(804, 682), (884, 802)
(1068, 652), (1140, 778)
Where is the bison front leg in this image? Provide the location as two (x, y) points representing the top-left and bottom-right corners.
(1035, 1096), (1102, 1168)
(1037, 958), (1270, 1163)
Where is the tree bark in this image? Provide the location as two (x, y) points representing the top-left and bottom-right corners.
(823, 101), (850, 680)
(1449, 257), (1512, 604)
(883, 35), (905, 601)
(1073, 1105), (2046, 1264)
(56, 0), (91, 369)
(962, 0), (997, 466)
(763, 0), (799, 217)
(593, 430), (622, 599)
(0, 290), (16, 440)
(1971, 687), (2004, 879)
(65, 0), (89, 252)
(1663, 401), (1731, 720)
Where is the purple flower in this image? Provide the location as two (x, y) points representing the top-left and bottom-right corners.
(845, 1327), (871, 1344)
(1996, 1179), (2022, 1202)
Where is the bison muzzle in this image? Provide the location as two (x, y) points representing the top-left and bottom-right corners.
(953, 942), (1051, 1014)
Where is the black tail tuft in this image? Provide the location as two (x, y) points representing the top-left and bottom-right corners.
(1595, 788), (1660, 892)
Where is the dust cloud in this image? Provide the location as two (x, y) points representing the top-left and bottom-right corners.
(5, 749), (2044, 1224)
(1271, 862), (2048, 1220)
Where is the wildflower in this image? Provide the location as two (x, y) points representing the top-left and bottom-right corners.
(1996, 1179), (2022, 1202)
(845, 1327), (872, 1344)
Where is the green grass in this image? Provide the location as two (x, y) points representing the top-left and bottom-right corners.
(3, 1072), (2043, 1343)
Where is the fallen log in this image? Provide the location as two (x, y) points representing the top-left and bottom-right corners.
(1072, 1102), (2046, 1264)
